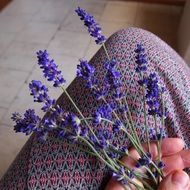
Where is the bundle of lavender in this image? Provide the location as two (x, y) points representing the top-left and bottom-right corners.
(11, 7), (167, 190)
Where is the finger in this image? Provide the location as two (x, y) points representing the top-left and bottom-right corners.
(105, 175), (143, 190)
(122, 138), (184, 167)
(142, 138), (184, 158)
(180, 149), (190, 168)
(105, 178), (125, 190)
(158, 170), (189, 190)
(106, 138), (185, 190)
(163, 149), (190, 175)
(162, 154), (184, 175)
(161, 138), (184, 156)
(121, 148), (141, 169)
(106, 150), (143, 190)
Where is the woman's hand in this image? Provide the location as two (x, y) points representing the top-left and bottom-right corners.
(105, 138), (190, 190)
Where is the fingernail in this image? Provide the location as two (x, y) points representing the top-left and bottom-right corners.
(172, 171), (189, 187)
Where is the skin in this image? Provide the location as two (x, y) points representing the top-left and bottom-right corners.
(105, 138), (190, 190)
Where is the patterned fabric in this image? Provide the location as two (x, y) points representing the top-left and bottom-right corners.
(1, 27), (190, 189)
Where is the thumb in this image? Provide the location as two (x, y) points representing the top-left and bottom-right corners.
(158, 170), (189, 190)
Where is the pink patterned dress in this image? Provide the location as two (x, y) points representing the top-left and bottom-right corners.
(1, 27), (190, 190)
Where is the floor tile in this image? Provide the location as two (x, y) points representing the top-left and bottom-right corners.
(59, 10), (98, 33)
(16, 22), (59, 44)
(1, 0), (44, 17)
(1, 84), (43, 126)
(62, 0), (106, 34)
(101, 1), (138, 23)
(0, 54), (36, 72)
(100, 20), (133, 37)
(0, 32), (16, 56)
(0, 15), (29, 34)
(48, 30), (91, 58)
(84, 39), (101, 61)
(0, 108), (7, 121)
(74, 0), (106, 17)
(50, 54), (79, 86)
(0, 68), (29, 108)
(31, 0), (72, 24)
(2, 83), (62, 126)
(4, 41), (48, 57)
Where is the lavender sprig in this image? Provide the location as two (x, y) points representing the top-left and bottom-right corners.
(29, 80), (56, 112)
(37, 50), (66, 87)
(75, 7), (106, 45)
(11, 109), (40, 135)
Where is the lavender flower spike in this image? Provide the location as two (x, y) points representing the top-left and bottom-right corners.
(36, 50), (66, 87)
(139, 73), (163, 117)
(135, 44), (148, 73)
(29, 80), (49, 103)
(75, 7), (106, 45)
(29, 80), (56, 112)
(77, 59), (95, 80)
(11, 109), (41, 135)
(77, 59), (98, 89)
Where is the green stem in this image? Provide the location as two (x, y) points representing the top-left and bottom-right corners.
(122, 128), (163, 178)
(61, 87), (119, 169)
(153, 115), (162, 164)
(79, 136), (117, 172)
(103, 43), (110, 60)
(61, 86), (98, 141)
(123, 98), (142, 148)
(141, 80), (151, 153)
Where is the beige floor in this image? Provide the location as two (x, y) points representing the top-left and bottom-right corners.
(0, 0), (183, 178)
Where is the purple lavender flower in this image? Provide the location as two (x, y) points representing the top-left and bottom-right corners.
(105, 59), (117, 69)
(36, 50), (66, 87)
(11, 109), (41, 135)
(121, 146), (128, 154)
(108, 152), (119, 159)
(102, 129), (113, 140)
(135, 44), (148, 73)
(29, 80), (56, 112)
(113, 120), (124, 133)
(135, 44), (145, 53)
(93, 87), (108, 100)
(29, 80), (49, 102)
(97, 138), (109, 149)
(136, 153), (152, 167)
(77, 59), (95, 80)
(140, 73), (163, 117)
(42, 98), (56, 112)
(114, 88), (125, 100)
(80, 128), (89, 137)
(112, 167), (134, 185)
(75, 7), (106, 45)
(68, 114), (81, 128)
(105, 59), (123, 100)
(66, 113), (81, 136)
(158, 161), (165, 169)
(118, 105), (128, 113)
(93, 112), (102, 124)
(105, 66), (121, 89)
(96, 104), (113, 121)
(43, 118), (56, 131)
(149, 127), (166, 140)
(77, 59), (103, 97)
